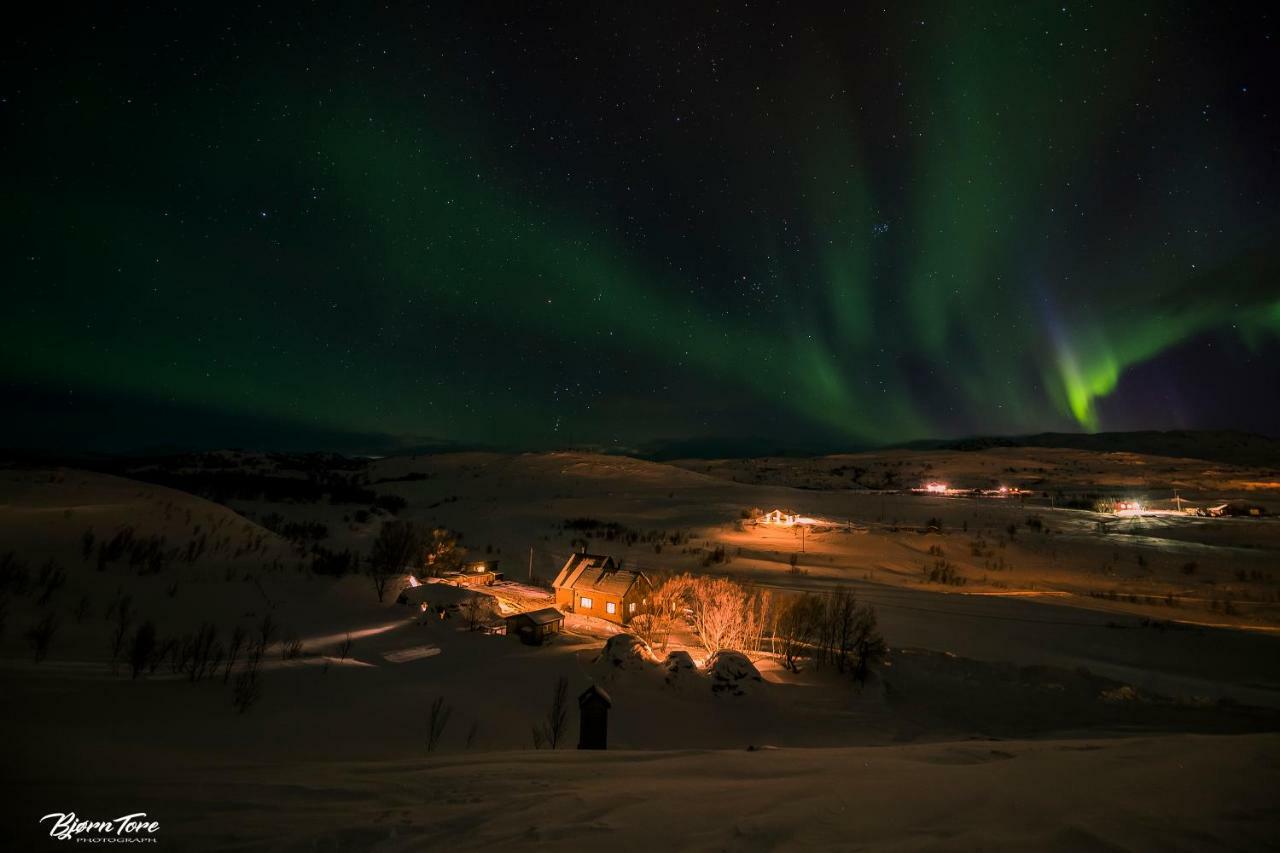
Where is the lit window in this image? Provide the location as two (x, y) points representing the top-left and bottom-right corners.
(628, 602), (636, 614)
(606, 602), (616, 614)
(580, 596), (593, 609)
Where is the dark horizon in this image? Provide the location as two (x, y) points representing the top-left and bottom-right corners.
(3, 379), (1275, 469)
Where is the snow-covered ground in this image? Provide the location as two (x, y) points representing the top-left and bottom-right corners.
(2, 450), (1279, 849)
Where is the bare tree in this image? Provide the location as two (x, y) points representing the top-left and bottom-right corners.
(35, 560), (66, 606)
(422, 528), (466, 577)
(427, 695), (452, 752)
(26, 612), (59, 662)
(256, 613), (277, 656)
(827, 588), (859, 673)
(128, 621), (158, 679)
(775, 593), (823, 671)
(532, 676), (569, 749)
(463, 594), (486, 631)
(636, 574), (771, 657)
(233, 644), (264, 713)
(280, 635), (303, 661)
(686, 576), (764, 656)
(183, 623), (221, 682)
(338, 632), (353, 661)
(783, 587), (887, 684)
(368, 521), (422, 602)
(224, 625), (247, 683)
(630, 572), (687, 651)
(851, 604), (887, 686)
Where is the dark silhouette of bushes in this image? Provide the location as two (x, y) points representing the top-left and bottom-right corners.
(774, 589), (886, 684)
(427, 696), (453, 752)
(374, 494), (407, 514)
(311, 547), (359, 577)
(35, 560), (66, 605)
(0, 553), (31, 596)
(925, 560), (966, 585)
(129, 621), (158, 678)
(26, 612), (59, 662)
(699, 544), (729, 567)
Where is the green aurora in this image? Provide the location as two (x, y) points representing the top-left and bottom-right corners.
(3, 4), (1278, 451)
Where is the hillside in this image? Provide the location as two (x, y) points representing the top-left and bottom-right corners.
(901, 430), (1280, 468)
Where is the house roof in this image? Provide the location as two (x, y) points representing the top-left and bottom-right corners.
(552, 553), (647, 597)
(506, 607), (564, 626)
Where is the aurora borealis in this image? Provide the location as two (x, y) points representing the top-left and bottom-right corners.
(4, 3), (1279, 453)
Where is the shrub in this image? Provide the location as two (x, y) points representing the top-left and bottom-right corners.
(26, 612), (59, 663)
(224, 626), (247, 683)
(233, 640), (265, 714)
(699, 544), (729, 567)
(311, 547), (358, 577)
(0, 552), (30, 595)
(233, 668), (261, 713)
(281, 635), (303, 660)
(374, 494), (407, 514)
(35, 560), (66, 606)
(427, 696), (452, 752)
(129, 621), (158, 679)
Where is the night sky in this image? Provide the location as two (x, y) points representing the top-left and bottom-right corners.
(4, 3), (1279, 454)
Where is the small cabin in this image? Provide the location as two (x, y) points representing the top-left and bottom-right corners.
(504, 607), (564, 645)
(577, 684), (612, 750)
(552, 553), (651, 626)
(759, 509), (798, 525)
(445, 560), (501, 587)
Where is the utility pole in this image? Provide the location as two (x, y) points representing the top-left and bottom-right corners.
(1174, 489), (1182, 512)
(800, 524), (806, 553)
(528, 546), (533, 583)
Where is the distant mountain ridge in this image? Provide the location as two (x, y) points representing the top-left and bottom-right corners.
(4, 430), (1275, 470)
(895, 430), (1280, 468)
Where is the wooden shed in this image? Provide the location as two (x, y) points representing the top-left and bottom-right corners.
(577, 684), (612, 750)
(504, 607), (565, 645)
(445, 560), (501, 587)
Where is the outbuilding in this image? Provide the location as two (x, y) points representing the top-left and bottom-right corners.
(504, 607), (565, 645)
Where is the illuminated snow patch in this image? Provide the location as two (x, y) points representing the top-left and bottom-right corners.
(382, 645), (442, 663)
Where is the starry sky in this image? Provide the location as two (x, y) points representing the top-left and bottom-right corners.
(4, 3), (1279, 454)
